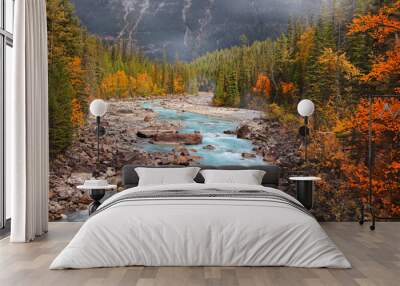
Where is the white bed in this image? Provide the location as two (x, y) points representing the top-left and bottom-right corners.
(50, 183), (351, 269)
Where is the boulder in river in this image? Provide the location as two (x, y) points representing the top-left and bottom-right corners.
(203, 144), (216, 150)
(136, 129), (175, 138)
(143, 115), (153, 122)
(223, 130), (236, 135)
(174, 146), (190, 156)
(136, 130), (154, 138)
(154, 133), (203, 145)
(242, 152), (257, 159)
(237, 125), (252, 139)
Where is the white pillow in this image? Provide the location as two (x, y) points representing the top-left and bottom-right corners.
(135, 167), (201, 186)
(200, 169), (266, 185)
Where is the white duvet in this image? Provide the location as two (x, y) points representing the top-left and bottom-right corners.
(50, 183), (351, 269)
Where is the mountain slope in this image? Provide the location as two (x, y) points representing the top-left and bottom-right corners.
(71, 0), (321, 61)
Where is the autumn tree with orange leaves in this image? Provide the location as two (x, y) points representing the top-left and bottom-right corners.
(348, 0), (400, 94)
(253, 74), (271, 98)
(133, 73), (159, 97)
(336, 1), (400, 216)
(71, 97), (84, 128)
(281, 82), (296, 95)
(100, 71), (130, 99)
(338, 98), (400, 216)
(67, 56), (89, 116)
(173, 75), (185, 94)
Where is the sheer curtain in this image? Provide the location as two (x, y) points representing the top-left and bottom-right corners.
(9, 0), (49, 242)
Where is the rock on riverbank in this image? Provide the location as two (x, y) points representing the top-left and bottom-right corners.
(243, 118), (303, 193)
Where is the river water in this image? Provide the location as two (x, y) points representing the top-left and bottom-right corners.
(141, 101), (266, 166)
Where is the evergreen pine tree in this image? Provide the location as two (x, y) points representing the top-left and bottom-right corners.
(225, 69), (240, 107)
(48, 63), (74, 158)
(213, 70), (226, 106)
(304, 7), (336, 106)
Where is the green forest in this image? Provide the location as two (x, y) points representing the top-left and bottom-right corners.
(47, 0), (399, 219)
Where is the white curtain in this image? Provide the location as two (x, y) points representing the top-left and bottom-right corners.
(9, 0), (49, 242)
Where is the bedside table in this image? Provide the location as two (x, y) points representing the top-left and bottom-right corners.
(289, 176), (321, 210)
(77, 183), (117, 215)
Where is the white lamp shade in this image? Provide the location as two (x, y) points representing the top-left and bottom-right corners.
(90, 99), (107, 117)
(297, 99), (315, 117)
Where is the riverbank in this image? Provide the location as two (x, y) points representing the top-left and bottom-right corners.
(160, 92), (264, 122)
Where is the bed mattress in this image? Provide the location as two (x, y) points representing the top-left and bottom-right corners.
(50, 183), (351, 269)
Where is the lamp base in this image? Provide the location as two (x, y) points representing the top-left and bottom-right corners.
(95, 126), (106, 136)
(92, 170), (101, 179)
(298, 126), (310, 137)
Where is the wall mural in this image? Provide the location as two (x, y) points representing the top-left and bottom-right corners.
(47, 0), (400, 222)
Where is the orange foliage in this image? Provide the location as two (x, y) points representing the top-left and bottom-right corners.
(173, 75), (185, 94)
(100, 70), (167, 98)
(67, 56), (90, 103)
(361, 47), (400, 81)
(297, 27), (315, 64)
(67, 57), (85, 88)
(348, 1), (400, 93)
(100, 70), (130, 98)
(350, 98), (400, 140)
(132, 72), (158, 97)
(341, 98), (400, 215)
(68, 57), (86, 129)
(347, 1), (400, 43)
(253, 74), (271, 97)
(280, 81), (295, 94)
(71, 97), (84, 127)
(318, 48), (360, 79)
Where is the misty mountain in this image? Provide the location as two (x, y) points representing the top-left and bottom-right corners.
(71, 0), (321, 61)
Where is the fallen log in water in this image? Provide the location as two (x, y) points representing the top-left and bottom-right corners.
(153, 133), (203, 145)
(136, 129), (176, 138)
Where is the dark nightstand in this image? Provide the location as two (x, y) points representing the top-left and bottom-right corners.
(289, 177), (321, 210)
(77, 183), (117, 215)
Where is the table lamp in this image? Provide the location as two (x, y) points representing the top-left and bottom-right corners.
(297, 99), (315, 165)
(89, 99), (107, 177)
